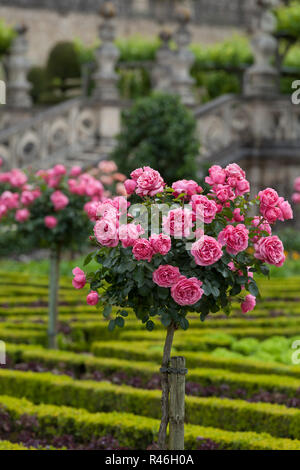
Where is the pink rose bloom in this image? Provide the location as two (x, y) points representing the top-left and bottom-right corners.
(135, 167), (165, 197)
(278, 200), (293, 221)
(191, 236), (223, 266)
(119, 223), (144, 248)
(251, 216), (272, 243)
(124, 179), (137, 195)
(0, 172), (11, 183)
(98, 160), (118, 173)
(233, 208), (244, 222)
(0, 204), (7, 219)
(171, 277), (204, 306)
(149, 233), (171, 255)
(254, 235), (285, 267)
(130, 168), (144, 181)
(85, 179), (104, 198)
(87, 291), (99, 306)
(292, 193), (300, 204)
(51, 191), (69, 211)
(44, 216), (58, 229)
(241, 294), (256, 314)
(15, 209), (30, 223)
(236, 179), (250, 196)
(70, 166), (82, 177)
(218, 224), (249, 255)
(259, 188), (279, 209)
(94, 218), (119, 247)
(21, 190), (36, 206)
(84, 201), (101, 221)
(172, 180), (202, 199)
(114, 173), (127, 182)
(116, 183), (127, 196)
(191, 195), (218, 224)
(214, 184), (235, 203)
(100, 175), (114, 186)
(96, 201), (119, 220)
(225, 163), (245, 181)
(294, 177), (300, 192)
(9, 169), (27, 187)
(72, 267), (86, 289)
(52, 164), (67, 177)
(205, 165), (226, 185)
(132, 239), (153, 262)
(163, 208), (193, 238)
(0, 191), (19, 210)
(262, 206), (281, 224)
(153, 265), (181, 287)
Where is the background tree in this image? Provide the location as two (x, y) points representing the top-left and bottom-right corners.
(111, 93), (200, 183)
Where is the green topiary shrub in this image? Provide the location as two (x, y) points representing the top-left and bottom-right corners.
(111, 93), (200, 182)
(46, 41), (81, 83)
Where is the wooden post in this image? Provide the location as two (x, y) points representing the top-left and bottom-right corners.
(169, 356), (186, 450)
(157, 324), (175, 450)
(48, 246), (60, 349)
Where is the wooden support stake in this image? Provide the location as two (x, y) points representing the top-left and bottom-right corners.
(169, 356), (186, 450)
(48, 246), (60, 349)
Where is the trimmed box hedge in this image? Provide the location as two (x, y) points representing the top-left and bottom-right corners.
(0, 440), (35, 450)
(1, 394), (300, 449)
(91, 341), (300, 379)
(0, 369), (300, 439)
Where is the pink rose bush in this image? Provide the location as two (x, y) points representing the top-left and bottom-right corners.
(78, 163), (291, 329)
(0, 164), (111, 249)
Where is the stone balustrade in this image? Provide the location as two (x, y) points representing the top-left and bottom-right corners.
(0, 97), (121, 170)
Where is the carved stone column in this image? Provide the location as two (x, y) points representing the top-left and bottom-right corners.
(244, 0), (280, 96)
(93, 2), (121, 156)
(6, 25), (32, 108)
(171, 7), (196, 107)
(93, 1), (120, 101)
(152, 28), (174, 93)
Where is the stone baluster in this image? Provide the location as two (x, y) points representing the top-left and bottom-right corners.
(93, 1), (120, 101)
(93, 2), (121, 156)
(244, 0), (280, 96)
(6, 25), (32, 108)
(171, 7), (196, 107)
(152, 28), (174, 93)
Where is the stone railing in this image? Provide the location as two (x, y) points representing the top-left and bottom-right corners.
(195, 93), (300, 199)
(1, 0), (254, 27)
(0, 98), (102, 169)
(196, 93), (300, 162)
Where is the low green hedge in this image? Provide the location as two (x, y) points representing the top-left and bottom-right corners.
(121, 326), (300, 344)
(0, 440), (34, 450)
(0, 328), (47, 346)
(92, 341), (300, 379)
(7, 342), (300, 389)
(1, 372), (300, 440)
(1, 395), (300, 450)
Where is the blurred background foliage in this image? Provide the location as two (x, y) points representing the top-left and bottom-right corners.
(2, 0), (300, 105)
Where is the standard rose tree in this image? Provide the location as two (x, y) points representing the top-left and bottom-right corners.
(0, 162), (112, 348)
(73, 164), (292, 450)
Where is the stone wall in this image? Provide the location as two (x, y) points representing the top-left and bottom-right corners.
(0, 3), (244, 65)
(0, 1), (254, 26)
